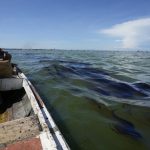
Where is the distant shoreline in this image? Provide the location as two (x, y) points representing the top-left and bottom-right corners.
(5, 48), (56, 51)
(4, 48), (150, 52)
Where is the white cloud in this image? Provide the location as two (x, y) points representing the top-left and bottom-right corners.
(100, 18), (150, 49)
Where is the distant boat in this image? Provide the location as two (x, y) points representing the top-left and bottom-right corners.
(0, 65), (70, 150)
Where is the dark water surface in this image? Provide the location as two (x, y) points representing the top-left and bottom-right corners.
(9, 49), (150, 150)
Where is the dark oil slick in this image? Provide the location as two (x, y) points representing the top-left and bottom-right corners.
(9, 49), (150, 150)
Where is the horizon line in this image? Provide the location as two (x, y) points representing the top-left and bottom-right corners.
(3, 47), (150, 51)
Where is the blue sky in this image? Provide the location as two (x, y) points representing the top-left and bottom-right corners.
(0, 0), (150, 50)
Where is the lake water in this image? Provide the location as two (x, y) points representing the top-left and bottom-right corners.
(8, 49), (150, 150)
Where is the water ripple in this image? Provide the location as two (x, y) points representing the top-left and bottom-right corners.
(40, 59), (150, 107)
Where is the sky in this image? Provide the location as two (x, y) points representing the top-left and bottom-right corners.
(0, 0), (150, 50)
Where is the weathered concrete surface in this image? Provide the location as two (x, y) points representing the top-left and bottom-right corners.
(0, 115), (40, 145)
